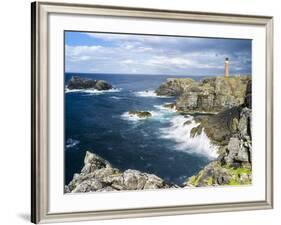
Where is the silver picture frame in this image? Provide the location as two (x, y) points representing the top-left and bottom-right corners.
(31, 1), (273, 223)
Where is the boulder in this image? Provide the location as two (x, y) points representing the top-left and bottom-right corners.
(95, 80), (113, 90)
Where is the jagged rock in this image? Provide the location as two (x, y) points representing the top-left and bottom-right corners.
(184, 161), (252, 187)
(182, 78), (252, 187)
(123, 170), (147, 190)
(128, 111), (152, 118)
(65, 151), (173, 193)
(157, 76), (250, 113)
(66, 76), (112, 90)
(155, 78), (194, 96)
(163, 103), (176, 109)
(82, 151), (112, 173)
(244, 80), (252, 108)
(191, 106), (241, 145)
(143, 173), (168, 189)
(224, 137), (249, 164)
(95, 80), (113, 90)
(238, 107), (252, 138)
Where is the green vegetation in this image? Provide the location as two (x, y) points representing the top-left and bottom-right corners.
(186, 162), (252, 187)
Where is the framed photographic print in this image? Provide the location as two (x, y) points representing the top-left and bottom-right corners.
(31, 1), (273, 224)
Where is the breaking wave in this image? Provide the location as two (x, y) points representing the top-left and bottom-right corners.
(65, 88), (122, 95)
(134, 90), (171, 98)
(121, 111), (154, 122)
(66, 138), (80, 149)
(160, 115), (218, 159)
(110, 96), (122, 100)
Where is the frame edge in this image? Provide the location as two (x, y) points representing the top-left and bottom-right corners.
(31, 1), (274, 223)
(31, 1), (39, 224)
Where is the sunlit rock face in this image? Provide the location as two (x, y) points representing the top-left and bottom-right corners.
(156, 76), (250, 113)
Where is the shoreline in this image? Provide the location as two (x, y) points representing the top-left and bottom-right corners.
(65, 75), (252, 192)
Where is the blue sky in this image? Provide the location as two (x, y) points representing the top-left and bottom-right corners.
(65, 31), (252, 76)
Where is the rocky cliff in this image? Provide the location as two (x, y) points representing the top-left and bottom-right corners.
(184, 79), (252, 187)
(65, 76), (252, 191)
(65, 151), (174, 193)
(67, 76), (112, 90)
(156, 76), (250, 113)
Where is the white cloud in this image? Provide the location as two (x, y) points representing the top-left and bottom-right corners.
(65, 33), (251, 75)
(121, 59), (135, 65)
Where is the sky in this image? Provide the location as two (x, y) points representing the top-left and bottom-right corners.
(65, 31), (252, 76)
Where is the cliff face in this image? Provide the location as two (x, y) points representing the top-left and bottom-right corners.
(156, 76), (250, 113)
(184, 79), (252, 187)
(65, 151), (174, 193)
(65, 76), (252, 191)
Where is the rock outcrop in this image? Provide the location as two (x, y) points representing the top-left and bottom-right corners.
(155, 78), (194, 96)
(128, 111), (152, 118)
(156, 76), (250, 113)
(65, 151), (173, 193)
(65, 76), (252, 191)
(67, 76), (112, 90)
(163, 103), (176, 109)
(183, 79), (252, 187)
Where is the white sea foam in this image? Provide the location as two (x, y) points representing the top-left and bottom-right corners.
(110, 96), (122, 100)
(121, 108), (176, 123)
(153, 104), (177, 112)
(121, 112), (152, 121)
(66, 138), (80, 149)
(160, 115), (218, 159)
(134, 90), (171, 98)
(65, 88), (121, 95)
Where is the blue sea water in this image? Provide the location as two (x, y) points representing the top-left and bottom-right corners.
(65, 73), (215, 186)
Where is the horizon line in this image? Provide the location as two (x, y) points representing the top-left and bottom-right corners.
(65, 72), (252, 77)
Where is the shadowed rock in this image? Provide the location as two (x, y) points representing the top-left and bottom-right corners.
(183, 79), (252, 187)
(128, 111), (152, 118)
(67, 76), (112, 90)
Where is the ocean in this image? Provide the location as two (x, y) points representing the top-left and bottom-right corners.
(64, 73), (217, 186)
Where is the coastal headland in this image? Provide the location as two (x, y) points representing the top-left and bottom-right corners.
(65, 75), (252, 193)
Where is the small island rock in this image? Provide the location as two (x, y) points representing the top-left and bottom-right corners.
(128, 111), (152, 118)
(67, 76), (112, 90)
